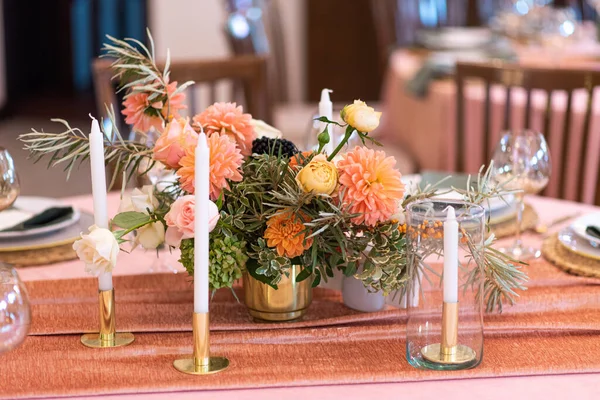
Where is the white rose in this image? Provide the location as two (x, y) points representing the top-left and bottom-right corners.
(119, 185), (158, 214)
(251, 119), (282, 139)
(73, 225), (119, 276)
(136, 222), (165, 249)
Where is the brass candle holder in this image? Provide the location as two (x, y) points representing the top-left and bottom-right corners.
(81, 289), (135, 348)
(173, 312), (229, 375)
(420, 302), (476, 365)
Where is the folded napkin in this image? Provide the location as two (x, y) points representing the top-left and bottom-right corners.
(586, 226), (600, 240)
(1, 207), (74, 232)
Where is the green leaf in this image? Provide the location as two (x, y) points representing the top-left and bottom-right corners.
(314, 116), (345, 127)
(112, 211), (151, 229)
(312, 270), (321, 287)
(246, 258), (278, 289)
(295, 267), (311, 283)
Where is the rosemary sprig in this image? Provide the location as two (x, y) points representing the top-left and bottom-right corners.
(102, 29), (193, 108)
(18, 106), (154, 189)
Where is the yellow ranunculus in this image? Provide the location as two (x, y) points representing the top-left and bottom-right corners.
(340, 100), (382, 133)
(296, 154), (338, 195)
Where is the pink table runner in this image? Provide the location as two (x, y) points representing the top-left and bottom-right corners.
(6, 193), (600, 400)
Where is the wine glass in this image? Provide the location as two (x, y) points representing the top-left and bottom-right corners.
(0, 263), (31, 354)
(491, 130), (551, 259)
(0, 147), (20, 211)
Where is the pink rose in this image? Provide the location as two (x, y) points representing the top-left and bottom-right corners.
(164, 195), (220, 247)
(153, 117), (198, 169)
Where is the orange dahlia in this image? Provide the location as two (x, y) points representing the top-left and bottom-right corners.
(177, 133), (243, 200)
(337, 146), (405, 226)
(192, 102), (256, 156)
(122, 80), (186, 133)
(264, 211), (313, 258)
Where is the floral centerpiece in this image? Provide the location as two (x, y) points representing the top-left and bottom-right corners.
(19, 31), (527, 320)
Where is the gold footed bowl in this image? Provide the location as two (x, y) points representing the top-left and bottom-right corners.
(243, 265), (312, 322)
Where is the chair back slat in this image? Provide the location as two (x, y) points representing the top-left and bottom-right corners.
(455, 62), (600, 204)
(504, 85), (512, 130)
(483, 81), (491, 161)
(559, 90), (574, 198)
(524, 88), (532, 128)
(579, 84), (595, 202)
(456, 75), (465, 172)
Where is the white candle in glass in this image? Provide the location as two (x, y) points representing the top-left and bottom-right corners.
(89, 117), (113, 291)
(443, 206), (459, 303)
(319, 88), (334, 155)
(194, 131), (210, 313)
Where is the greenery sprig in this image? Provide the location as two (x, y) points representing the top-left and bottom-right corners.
(18, 107), (154, 189)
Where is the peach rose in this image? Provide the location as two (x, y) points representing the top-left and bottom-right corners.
(153, 117), (198, 169)
(164, 195), (220, 247)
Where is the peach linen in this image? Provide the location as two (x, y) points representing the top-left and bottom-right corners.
(3, 193), (600, 400)
(380, 50), (600, 204)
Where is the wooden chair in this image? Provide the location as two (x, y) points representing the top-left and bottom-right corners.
(223, 0), (288, 104)
(455, 62), (600, 204)
(92, 55), (271, 124)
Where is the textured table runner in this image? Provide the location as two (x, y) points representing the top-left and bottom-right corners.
(3, 257), (600, 399)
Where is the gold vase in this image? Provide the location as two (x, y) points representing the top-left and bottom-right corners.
(243, 265), (312, 322)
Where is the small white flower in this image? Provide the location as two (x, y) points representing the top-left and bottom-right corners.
(251, 119), (282, 139)
(119, 185), (159, 214)
(391, 203), (406, 225)
(136, 222), (165, 250)
(73, 225), (119, 276)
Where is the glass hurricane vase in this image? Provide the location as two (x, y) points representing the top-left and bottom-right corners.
(405, 200), (485, 370)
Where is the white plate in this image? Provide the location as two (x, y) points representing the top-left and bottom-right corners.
(0, 211), (93, 252)
(0, 196), (81, 240)
(570, 212), (600, 247)
(558, 227), (600, 261)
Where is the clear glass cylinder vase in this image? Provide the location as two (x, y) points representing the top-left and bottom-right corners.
(405, 200), (485, 370)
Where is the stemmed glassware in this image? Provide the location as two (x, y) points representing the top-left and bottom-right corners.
(0, 147), (20, 212)
(491, 130), (551, 259)
(0, 263), (31, 354)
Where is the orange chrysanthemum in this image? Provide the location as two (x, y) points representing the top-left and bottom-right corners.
(337, 146), (405, 226)
(177, 133), (243, 200)
(264, 212), (313, 258)
(122, 80), (186, 133)
(192, 102), (256, 156)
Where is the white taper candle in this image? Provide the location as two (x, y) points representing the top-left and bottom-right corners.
(443, 206), (459, 303)
(319, 88), (334, 155)
(194, 130), (210, 313)
(89, 117), (113, 291)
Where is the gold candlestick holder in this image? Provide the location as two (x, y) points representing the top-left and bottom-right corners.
(173, 312), (229, 375)
(420, 302), (476, 365)
(81, 289), (135, 348)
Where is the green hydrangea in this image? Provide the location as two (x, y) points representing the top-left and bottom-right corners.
(179, 235), (248, 290)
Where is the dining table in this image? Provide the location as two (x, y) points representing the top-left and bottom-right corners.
(379, 46), (600, 205)
(3, 191), (600, 400)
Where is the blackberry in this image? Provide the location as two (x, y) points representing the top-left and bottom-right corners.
(252, 137), (299, 158)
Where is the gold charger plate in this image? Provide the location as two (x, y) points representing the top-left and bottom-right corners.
(542, 233), (600, 279)
(0, 212), (93, 253)
(0, 212), (93, 266)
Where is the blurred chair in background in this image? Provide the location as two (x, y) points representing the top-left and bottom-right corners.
(455, 62), (600, 204)
(223, 0), (288, 105)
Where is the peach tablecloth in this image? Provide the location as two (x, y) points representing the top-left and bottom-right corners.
(7, 193), (600, 400)
(380, 49), (600, 204)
